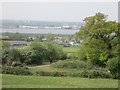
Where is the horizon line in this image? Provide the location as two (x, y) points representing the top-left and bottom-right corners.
(0, 19), (84, 22)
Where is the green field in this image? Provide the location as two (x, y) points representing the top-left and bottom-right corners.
(63, 46), (79, 53)
(62, 46), (79, 57)
(2, 74), (118, 88)
(3, 60), (119, 88)
(29, 63), (85, 74)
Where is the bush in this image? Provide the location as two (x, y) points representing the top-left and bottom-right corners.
(36, 70), (111, 78)
(2, 41), (67, 66)
(2, 66), (32, 75)
(67, 53), (78, 60)
(19, 47), (43, 65)
(18, 41), (67, 65)
(11, 61), (26, 67)
(77, 45), (87, 61)
(2, 48), (23, 66)
(107, 58), (120, 79)
(52, 60), (87, 69)
(70, 70), (112, 78)
(36, 71), (66, 77)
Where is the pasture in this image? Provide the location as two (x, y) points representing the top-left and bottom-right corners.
(2, 74), (118, 88)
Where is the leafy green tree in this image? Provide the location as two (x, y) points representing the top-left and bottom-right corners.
(2, 48), (23, 66)
(19, 47), (43, 65)
(107, 57), (120, 79)
(19, 41), (67, 65)
(76, 12), (119, 66)
(77, 45), (87, 61)
(0, 41), (10, 49)
(1, 41), (10, 65)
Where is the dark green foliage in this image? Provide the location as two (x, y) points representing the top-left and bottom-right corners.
(19, 41), (67, 65)
(19, 47), (43, 65)
(0, 41), (10, 49)
(77, 45), (87, 61)
(52, 60), (106, 71)
(107, 58), (120, 79)
(36, 71), (66, 77)
(2, 66), (32, 75)
(84, 38), (109, 66)
(76, 13), (119, 67)
(2, 32), (77, 42)
(2, 41), (67, 65)
(2, 48), (23, 66)
(36, 70), (111, 79)
(63, 44), (71, 47)
(70, 70), (112, 78)
(52, 60), (87, 69)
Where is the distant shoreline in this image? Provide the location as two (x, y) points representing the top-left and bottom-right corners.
(0, 28), (80, 34)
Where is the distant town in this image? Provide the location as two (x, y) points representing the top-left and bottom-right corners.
(0, 20), (84, 30)
(0, 20), (84, 47)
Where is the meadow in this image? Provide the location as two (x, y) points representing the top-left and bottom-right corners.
(2, 46), (119, 88)
(63, 46), (79, 53)
(2, 74), (118, 88)
(2, 13), (119, 89)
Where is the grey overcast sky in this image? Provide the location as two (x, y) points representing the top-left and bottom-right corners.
(1, 2), (118, 22)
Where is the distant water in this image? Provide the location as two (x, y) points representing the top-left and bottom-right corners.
(1, 29), (80, 34)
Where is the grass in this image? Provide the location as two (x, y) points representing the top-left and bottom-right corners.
(28, 60), (86, 74)
(3, 60), (118, 88)
(2, 74), (118, 88)
(2, 45), (119, 88)
(62, 46), (79, 53)
(62, 46), (79, 57)
(29, 65), (84, 74)
(28, 60), (107, 74)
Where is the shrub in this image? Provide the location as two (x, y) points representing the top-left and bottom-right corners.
(2, 66), (32, 75)
(2, 48), (23, 66)
(52, 60), (87, 69)
(67, 53), (78, 60)
(36, 70), (111, 78)
(77, 45), (87, 61)
(107, 58), (120, 79)
(18, 41), (67, 65)
(19, 47), (43, 65)
(52, 72), (66, 77)
(2, 41), (67, 66)
(70, 70), (112, 78)
(87, 70), (112, 78)
(42, 42), (67, 60)
(36, 71), (66, 77)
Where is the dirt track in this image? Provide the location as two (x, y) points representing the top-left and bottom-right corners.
(29, 63), (55, 68)
(31, 64), (50, 68)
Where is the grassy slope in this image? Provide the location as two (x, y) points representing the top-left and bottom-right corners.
(62, 46), (79, 58)
(63, 46), (79, 53)
(2, 46), (118, 88)
(2, 74), (118, 88)
(29, 61), (84, 74)
(29, 66), (83, 73)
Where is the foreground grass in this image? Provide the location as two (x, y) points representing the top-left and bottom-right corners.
(2, 74), (118, 88)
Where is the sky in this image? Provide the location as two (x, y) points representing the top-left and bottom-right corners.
(0, 2), (118, 22)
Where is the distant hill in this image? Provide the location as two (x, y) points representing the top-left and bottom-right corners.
(0, 20), (85, 26)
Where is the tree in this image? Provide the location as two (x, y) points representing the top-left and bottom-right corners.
(1, 41), (10, 65)
(0, 41), (10, 49)
(76, 12), (119, 66)
(2, 48), (23, 66)
(19, 41), (67, 65)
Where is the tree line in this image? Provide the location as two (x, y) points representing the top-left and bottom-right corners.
(2, 41), (67, 66)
